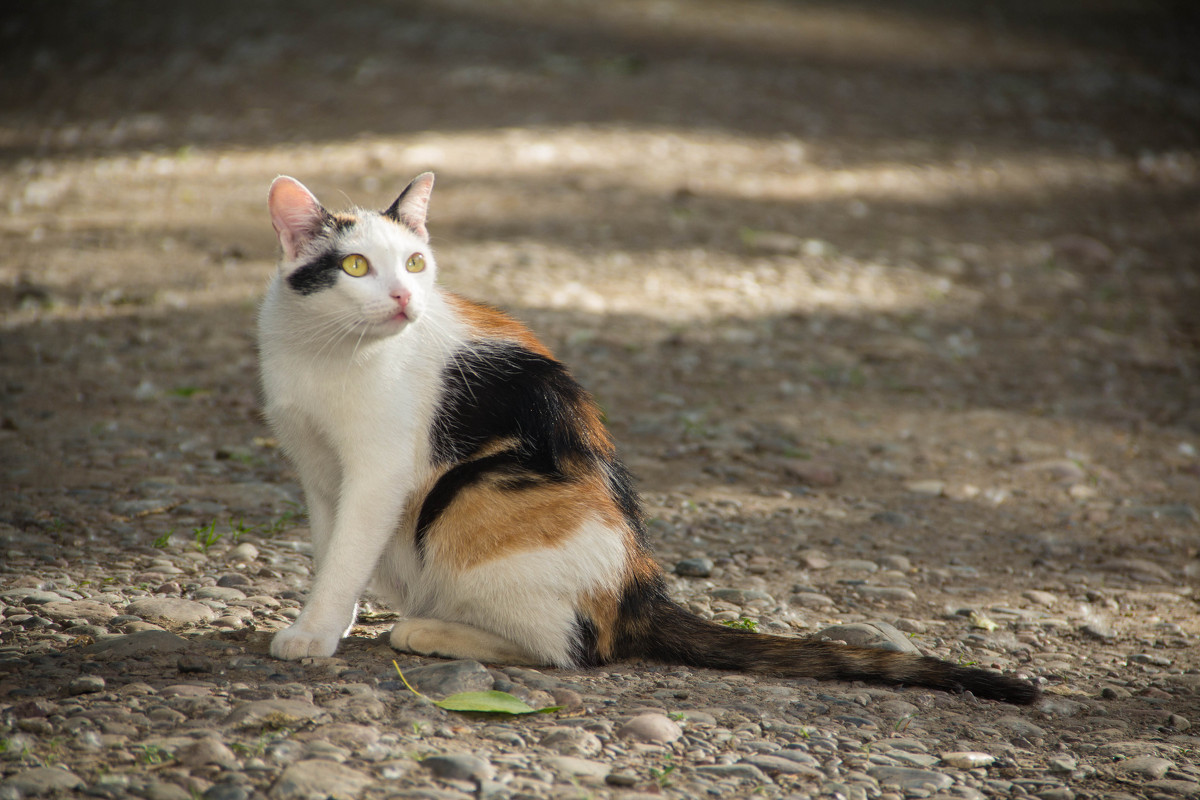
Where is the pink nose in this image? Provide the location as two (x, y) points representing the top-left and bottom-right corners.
(391, 290), (410, 309)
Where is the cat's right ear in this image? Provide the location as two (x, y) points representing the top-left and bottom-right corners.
(269, 177), (328, 260)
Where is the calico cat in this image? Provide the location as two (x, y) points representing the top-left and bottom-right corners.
(258, 173), (1038, 705)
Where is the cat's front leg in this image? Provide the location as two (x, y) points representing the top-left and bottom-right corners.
(271, 474), (408, 660)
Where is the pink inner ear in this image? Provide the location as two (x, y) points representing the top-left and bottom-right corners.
(269, 177), (325, 260)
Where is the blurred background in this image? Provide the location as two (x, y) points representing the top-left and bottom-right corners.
(1, 1), (1198, 579)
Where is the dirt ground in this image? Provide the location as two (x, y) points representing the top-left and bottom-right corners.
(2, 1), (1200, 798)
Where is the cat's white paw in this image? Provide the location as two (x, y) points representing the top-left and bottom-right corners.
(270, 623), (341, 660)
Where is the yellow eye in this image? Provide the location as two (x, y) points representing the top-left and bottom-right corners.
(406, 253), (426, 273)
(341, 254), (369, 277)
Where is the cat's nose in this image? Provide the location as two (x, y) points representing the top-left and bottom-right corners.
(391, 290), (411, 309)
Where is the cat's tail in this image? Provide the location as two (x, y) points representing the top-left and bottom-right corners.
(614, 592), (1039, 705)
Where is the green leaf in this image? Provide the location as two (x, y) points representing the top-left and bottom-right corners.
(393, 661), (561, 716)
(434, 691), (539, 714)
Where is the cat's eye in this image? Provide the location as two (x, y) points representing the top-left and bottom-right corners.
(406, 253), (426, 273)
(341, 254), (370, 277)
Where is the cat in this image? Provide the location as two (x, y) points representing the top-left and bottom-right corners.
(258, 172), (1038, 705)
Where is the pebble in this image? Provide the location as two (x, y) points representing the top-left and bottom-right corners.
(674, 557), (715, 577)
(1, 766), (85, 795)
(420, 753), (496, 783)
(227, 543), (261, 562)
(269, 759), (374, 799)
(816, 621), (920, 654)
(1114, 755), (1174, 780)
(38, 599), (119, 625)
(941, 751), (995, 769)
(177, 738), (240, 769)
(67, 674), (106, 695)
(399, 659), (494, 697)
(617, 713), (683, 743)
(708, 587), (774, 604)
(224, 699), (328, 728)
(126, 598), (217, 627)
(694, 763), (769, 782)
(542, 756), (609, 781)
(539, 727), (603, 757)
(905, 480), (946, 496)
(740, 754), (825, 777)
(867, 766), (953, 792)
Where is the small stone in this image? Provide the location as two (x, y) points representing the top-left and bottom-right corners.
(1130, 652), (1173, 667)
(550, 688), (583, 710)
(816, 621), (920, 654)
(605, 772), (639, 787)
(178, 654), (216, 673)
(67, 675), (105, 696)
(269, 759), (374, 799)
(83, 630), (190, 658)
(789, 591), (835, 608)
(867, 766), (953, 792)
(399, 660), (493, 698)
(1017, 459), (1086, 483)
(540, 727), (602, 757)
(126, 597), (216, 627)
(617, 713), (683, 743)
(228, 543), (261, 562)
(674, 557), (714, 577)
(741, 754), (826, 777)
(1099, 558), (1173, 582)
(1, 766), (85, 796)
(1035, 788), (1075, 800)
(778, 458), (840, 487)
(893, 618), (927, 634)
(695, 764), (769, 782)
(905, 480), (945, 496)
(1023, 590), (1058, 606)
(854, 586), (919, 602)
(871, 512), (911, 528)
(1168, 714), (1191, 731)
(878, 554), (912, 571)
(224, 699), (328, 729)
(177, 738), (240, 769)
(995, 716), (1047, 740)
(421, 753), (496, 783)
(708, 587), (774, 604)
(296, 723), (381, 751)
(797, 551), (831, 569)
(1047, 754), (1077, 773)
(1081, 621), (1116, 640)
(1114, 755), (1173, 780)
(542, 756), (609, 781)
(1146, 780), (1200, 797)
(38, 600), (119, 625)
(195, 586), (247, 602)
(203, 784), (248, 800)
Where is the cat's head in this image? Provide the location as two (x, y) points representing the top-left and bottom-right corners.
(267, 173), (437, 336)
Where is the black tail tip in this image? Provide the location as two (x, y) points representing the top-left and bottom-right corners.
(965, 671), (1040, 705)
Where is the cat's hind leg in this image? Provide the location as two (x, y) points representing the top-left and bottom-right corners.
(390, 617), (542, 666)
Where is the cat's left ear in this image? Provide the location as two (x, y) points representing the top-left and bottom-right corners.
(269, 176), (328, 260)
(383, 172), (435, 242)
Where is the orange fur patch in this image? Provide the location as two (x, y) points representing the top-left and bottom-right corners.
(422, 468), (622, 572)
(445, 292), (555, 359)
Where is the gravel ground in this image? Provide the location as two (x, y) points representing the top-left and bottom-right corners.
(2, 2), (1200, 799)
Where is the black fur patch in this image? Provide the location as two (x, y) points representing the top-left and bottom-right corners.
(430, 344), (600, 472)
(570, 612), (602, 668)
(286, 250), (341, 296)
